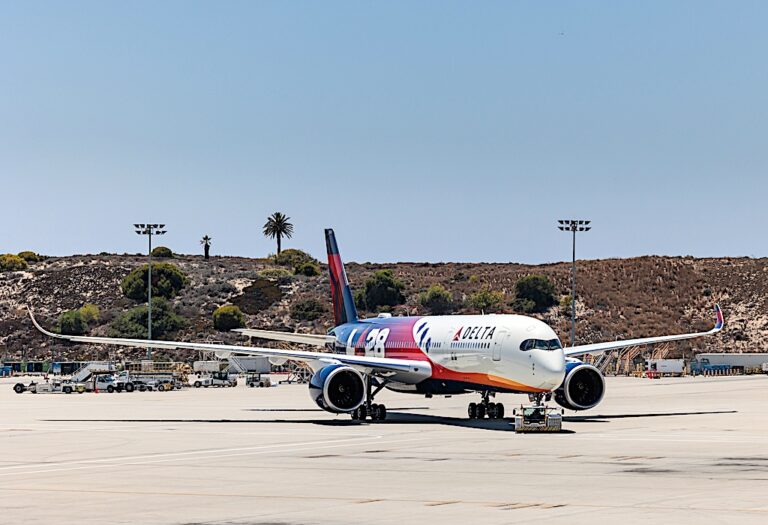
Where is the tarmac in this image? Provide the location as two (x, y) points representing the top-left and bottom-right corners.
(1, 374), (766, 525)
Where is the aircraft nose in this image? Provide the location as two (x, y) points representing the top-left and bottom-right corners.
(535, 350), (566, 390)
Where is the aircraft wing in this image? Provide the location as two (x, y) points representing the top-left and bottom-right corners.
(232, 328), (332, 347)
(564, 304), (724, 358)
(28, 309), (431, 379)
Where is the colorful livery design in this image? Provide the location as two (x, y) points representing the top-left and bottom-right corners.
(29, 228), (725, 422)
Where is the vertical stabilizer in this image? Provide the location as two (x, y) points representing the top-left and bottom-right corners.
(325, 229), (358, 326)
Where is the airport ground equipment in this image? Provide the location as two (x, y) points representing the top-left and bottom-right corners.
(278, 361), (312, 385)
(192, 371), (237, 388)
(246, 373), (271, 388)
(113, 371), (182, 391)
(645, 359), (685, 377)
(14, 379), (85, 394)
(513, 405), (563, 433)
(690, 353), (768, 375)
(71, 361), (115, 383)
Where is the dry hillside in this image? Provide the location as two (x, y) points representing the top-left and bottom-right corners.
(1, 253), (766, 362)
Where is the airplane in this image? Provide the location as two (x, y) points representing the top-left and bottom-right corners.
(29, 228), (724, 423)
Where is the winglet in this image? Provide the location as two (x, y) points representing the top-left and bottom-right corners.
(28, 307), (63, 339)
(713, 304), (724, 331)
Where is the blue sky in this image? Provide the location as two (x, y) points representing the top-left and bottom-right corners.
(1, 1), (766, 263)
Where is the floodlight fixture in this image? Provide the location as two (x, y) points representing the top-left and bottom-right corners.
(557, 219), (592, 347)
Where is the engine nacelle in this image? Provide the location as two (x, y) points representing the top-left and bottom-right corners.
(309, 364), (366, 413)
(554, 362), (605, 411)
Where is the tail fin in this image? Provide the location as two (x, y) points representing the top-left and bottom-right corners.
(325, 228), (358, 326)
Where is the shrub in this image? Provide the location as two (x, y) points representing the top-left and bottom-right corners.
(511, 298), (537, 313)
(109, 298), (186, 338)
(17, 251), (40, 263)
(364, 270), (405, 310)
(273, 248), (316, 268)
(257, 268), (293, 282)
(514, 275), (556, 312)
(353, 288), (367, 311)
(295, 261), (321, 277)
(58, 310), (88, 335)
(290, 299), (325, 321)
(150, 246), (174, 258)
(0, 254), (28, 272)
(121, 263), (188, 301)
(418, 284), (454, 315)
(213, 305), (245, 331)
(79, 303), (101, 324)
(469, 288), (504, 313)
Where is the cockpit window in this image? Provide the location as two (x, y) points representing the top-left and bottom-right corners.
(519, 338), (562, 351)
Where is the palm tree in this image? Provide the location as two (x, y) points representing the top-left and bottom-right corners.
(200, 235), (212, 260)
(263, 212), (293, 255)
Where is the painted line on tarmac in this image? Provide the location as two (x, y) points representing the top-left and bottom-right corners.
(0, 435), (431, 477)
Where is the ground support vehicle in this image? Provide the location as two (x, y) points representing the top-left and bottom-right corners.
(246, 373), (271, 388)
(113, 371), (181, 392)
(84, 374), (118, 393)
(14, 379), (85, 394)
(192, 371), (237, 388)
(513, 405), (563, 433)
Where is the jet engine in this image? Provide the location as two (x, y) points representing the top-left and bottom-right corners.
(309, 364), (366, 413)
(554, 362), (605, 411)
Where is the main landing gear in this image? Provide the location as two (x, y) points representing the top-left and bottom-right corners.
(468, 391), (505, 420)
(351, 375), (388, 422)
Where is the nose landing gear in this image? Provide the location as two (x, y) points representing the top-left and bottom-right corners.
(468, 392), (505, 420)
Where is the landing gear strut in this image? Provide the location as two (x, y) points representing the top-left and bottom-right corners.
(468, 391), (505, 420)
(351, 375), (387, 422)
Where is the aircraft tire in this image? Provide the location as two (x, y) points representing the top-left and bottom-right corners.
(377, 404), (387, 421)
(468, 403), (477, 419)
(496, 403), (505, 419)
(477, 404), (486, 419)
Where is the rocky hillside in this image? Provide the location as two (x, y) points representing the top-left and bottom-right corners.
(1, 253), (766, 362)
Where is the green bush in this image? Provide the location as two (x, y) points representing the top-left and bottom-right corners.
(354, 288), (367, 311)
(109, 298), (186, 338)
(418, 284), (454, 315)
(17, 251), (40, 263)
(514, 275), (556, 312)
(295, 261), (321, 277)
(290, 299), (325, 321)
(257, 268), (293, 281)
(121, 263), (188, 301)
(511, 298), (537, 313)
(79, 303), (101, 324)
(150, 246), (174, 258)
(469, 288), (504, 313)
(58, 310), (88, 335)
(273, 248), (316, 268)
(213, 305), (245, 331)
(364, 270), (405, 310)
(0, 254), (28, 272)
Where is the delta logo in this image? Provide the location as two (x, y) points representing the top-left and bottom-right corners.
(452, 326), (496, 341)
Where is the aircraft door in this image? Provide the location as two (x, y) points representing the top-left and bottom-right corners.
(492, 329), (506, 361)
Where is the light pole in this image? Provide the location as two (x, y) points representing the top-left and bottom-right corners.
(557, 219), (591, 347)
(134, 224), (166, 359)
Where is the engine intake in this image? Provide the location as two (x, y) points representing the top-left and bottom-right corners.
(309, 364), (365, 413)
(554, 363), (605, 411)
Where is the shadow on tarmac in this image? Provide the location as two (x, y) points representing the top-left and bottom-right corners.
(42, 410), (735, 433)
(563, 410), (737, 423)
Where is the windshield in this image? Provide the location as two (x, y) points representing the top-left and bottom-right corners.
(519, 338), (562, 351)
